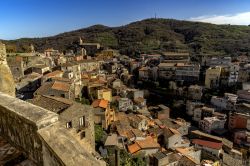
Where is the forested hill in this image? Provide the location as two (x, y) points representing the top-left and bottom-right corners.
(3, 18), (250, 57)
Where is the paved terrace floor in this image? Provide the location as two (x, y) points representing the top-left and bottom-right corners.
(0, 136), (36, 166)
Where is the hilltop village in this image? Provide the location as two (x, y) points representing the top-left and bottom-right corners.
(2, 37), (250, 166)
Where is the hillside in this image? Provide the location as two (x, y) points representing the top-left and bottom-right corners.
(3, 18), (250, 57)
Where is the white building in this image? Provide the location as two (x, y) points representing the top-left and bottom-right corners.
(199, 116), (226, 133)
(211, 93), (237, 110)
(228, 64), (240, 85)
(192, 139), (223, 158)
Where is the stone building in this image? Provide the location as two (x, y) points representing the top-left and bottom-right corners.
(127, 136), (160, 156)
(188, 85), (203, 101)
(199, 117), (226, 133)
(60, 62), (81, 80)
(92, 99), (115, 129)
(228, 111), (250, 130)
(223, 148), (244, 166)
(186, 101), (204, 116)
(97, 88), (112, 102)
(34, 80), (75, 100)
(158, 62), (200, 83)
(139, 66), (150, 80)
(238, 66), (250, 83)
(32, 64), (50, 74)
(163, 128), (190, 149)
(128, 114), (149, 131)
(78, 59), (100, 72)
(7, 56), (25, 81)
(202, 56), (231, 67)
(158, 63), (176, 80)
(162, 52), (190, 63)
(152, 151), (181, 166)
(175, 63), (200, 83)
(79, 39), (101, 56)
(28, 95), (95, 150)
(192, 139), (223, 158)
(44, 48), (59, 57)
(117, 97), (133, 111)
(211, 93), (237, 111)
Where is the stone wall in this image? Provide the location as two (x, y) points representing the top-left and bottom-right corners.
(0, 92), (58, 164)
(0, 92), (106, 166)
(0, 42), (15, 96)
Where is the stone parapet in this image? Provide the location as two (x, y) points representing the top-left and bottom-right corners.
(0, 92), (105, 166)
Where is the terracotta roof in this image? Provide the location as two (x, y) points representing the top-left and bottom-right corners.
(191, 130), (222, 142)
(128, 143), (141, 154)
(35, 82), (53, 95)
(99, 99), (108, 109)
(136, 136), (160, 149)
(44, 95), (73, 105)
(28, 95), (71, 114)
(192, 139), (222, 150)
(51, 77), (72, 83)
(44, 70), (63, 78)
(126, 130), (135, 139)
(116, 125), (132, 137)
(51, 81), (70, 92)
(91, 99), (109, 109)
(92, 99), (101, 108)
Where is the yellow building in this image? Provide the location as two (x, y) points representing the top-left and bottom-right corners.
(105, 107), (115, 130)
(97, 88), (112, 102)
(205, 66), (222, 89)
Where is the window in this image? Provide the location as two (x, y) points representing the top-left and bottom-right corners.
(80, 131), (86, 139)
(66, 121), (72, 128)
(79, 116), (85, 127)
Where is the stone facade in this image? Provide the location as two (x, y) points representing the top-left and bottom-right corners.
(59, 102), (95, 149)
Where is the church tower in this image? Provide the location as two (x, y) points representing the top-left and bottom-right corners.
(79, 37), (83, 45)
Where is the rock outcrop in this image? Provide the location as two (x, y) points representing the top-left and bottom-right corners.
(0, 42), (15, 96)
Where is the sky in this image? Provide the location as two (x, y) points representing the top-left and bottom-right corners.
(1, 0), (250, 40)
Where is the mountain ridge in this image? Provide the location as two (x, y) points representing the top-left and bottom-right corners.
(2, 18), (250, 57)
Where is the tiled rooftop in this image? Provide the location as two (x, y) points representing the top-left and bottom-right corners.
(51, 81), (70, 92)
(192, 139), (223, 150)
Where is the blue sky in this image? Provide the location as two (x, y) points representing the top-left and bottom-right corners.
(1, 0), (250, 39)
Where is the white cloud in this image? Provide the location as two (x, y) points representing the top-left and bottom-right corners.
(189, 12), (250, 25)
